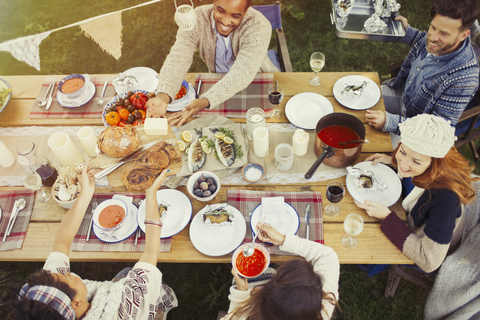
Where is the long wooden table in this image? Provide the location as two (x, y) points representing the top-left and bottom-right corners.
(0, 72), (412, 264)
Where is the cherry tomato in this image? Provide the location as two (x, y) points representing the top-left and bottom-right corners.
(133, 118), (145, 126)
(118, 120), (128, 127)
(105, 111), (121, 126)
(118, 108), (130, 121)
(138, 110), (146, 119)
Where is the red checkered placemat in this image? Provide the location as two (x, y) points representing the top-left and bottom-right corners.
(227, 189), (323, 255)
(194, 73), (273, 118)
(0, 190), (35, 251)
(30, 75), (117, 119)
(71, 192), (172, 252)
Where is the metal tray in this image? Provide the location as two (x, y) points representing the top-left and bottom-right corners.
(330, 0), (405, 42)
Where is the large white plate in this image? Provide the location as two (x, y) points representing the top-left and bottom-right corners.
(114, 67), (159, 94)
(57, 80), (96, 108)
(250, 202), (299, 236)
(189, 203), (247, 257)
(137, 189), (192, 238)
(285, 92), (334, 130)
(93, 202), (138, 243)
(346, 161), (402, 207)
(333, 75), (381, 110)
(0, 77), (12, 113)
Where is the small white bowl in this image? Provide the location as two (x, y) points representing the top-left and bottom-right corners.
(58, 74), (87, 98)
(52, 193), (76, 209)
(232, 243), (271, 278)
(92, 199), (128, 231)
(187, 171), (221, 202)
(242, 162), (265, 183)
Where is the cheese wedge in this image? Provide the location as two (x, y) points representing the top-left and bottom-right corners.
(144, 118), (168, 136)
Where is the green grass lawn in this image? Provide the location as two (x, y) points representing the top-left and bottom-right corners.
(0, 0), (478, 319)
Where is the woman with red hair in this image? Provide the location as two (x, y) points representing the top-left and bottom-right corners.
(356, 114), (478, 273)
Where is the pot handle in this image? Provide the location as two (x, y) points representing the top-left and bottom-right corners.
(304, 147), (334, 180)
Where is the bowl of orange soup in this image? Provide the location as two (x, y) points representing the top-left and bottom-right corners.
(232, 243), (270, 278)
(58, 74), (87, 98)
(93, 199), (128, 231)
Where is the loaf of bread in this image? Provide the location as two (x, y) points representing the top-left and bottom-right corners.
(97, 125), (140, 158)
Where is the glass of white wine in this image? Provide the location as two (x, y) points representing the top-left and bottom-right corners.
(24, 172), (51, 202)
(309, 52), (325, 86)
(342, 213), (364, 249)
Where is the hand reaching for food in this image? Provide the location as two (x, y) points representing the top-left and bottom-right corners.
(168, 98), (210, 127)
(146, 94), (170, 118)
(365, 153), (392, 166)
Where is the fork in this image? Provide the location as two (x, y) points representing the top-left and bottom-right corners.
(86, 201), (98, 242)
(97, 81), (108, 106)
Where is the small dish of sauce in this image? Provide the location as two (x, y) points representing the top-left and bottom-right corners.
(98, 204), (125, 229)
(61, 78), (85, 94)
(236, 248), (267, 277)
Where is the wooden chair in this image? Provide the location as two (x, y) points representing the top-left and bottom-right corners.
(252, 1), (293, 72)
(384, 265), (434, 298)
(454, 92), (480, 161)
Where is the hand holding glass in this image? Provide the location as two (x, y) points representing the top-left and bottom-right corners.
(309, 52), (325, 86)
(342, 213), (364, 249)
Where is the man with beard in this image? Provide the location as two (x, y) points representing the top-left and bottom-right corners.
(146, 0), (278, 127)
(366, 0), (479, 137)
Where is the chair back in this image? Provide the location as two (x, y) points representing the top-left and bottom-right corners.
(252, 3), (282, 30)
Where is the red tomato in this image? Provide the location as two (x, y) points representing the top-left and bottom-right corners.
(132, 119), (145, 126)
(118, 120), (128, 127)
(129, 92), (148, 110)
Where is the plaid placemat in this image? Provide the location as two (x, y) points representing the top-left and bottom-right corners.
(0, 190), (35, 251)
(227, 189), (323, 255)
(194, 73), (273, 118)
(30, 75), (117, 119)
(71, 192), (172, 252)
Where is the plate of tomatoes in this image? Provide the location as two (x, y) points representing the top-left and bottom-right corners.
(103, 90), (153, 127)
(167, 80), (194, 112)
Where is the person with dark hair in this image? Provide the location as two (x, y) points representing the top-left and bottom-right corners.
(355, 114), (478, 273)
(366, 0), (479, 140)
(220, 222), (340, 320)
(15, 166), (177, 320)
(146, 0), (279, 127)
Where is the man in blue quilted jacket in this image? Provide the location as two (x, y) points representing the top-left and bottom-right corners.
(366, 0), (479, 136)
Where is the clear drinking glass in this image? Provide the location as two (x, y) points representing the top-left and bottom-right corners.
(16, 140), (36, 172)
(342, 213), (364, 249)
(268, 84), (283, 120)
(246, 108), (266, 140)
(309, 52), (325, 86)
(24, 172), (51, 202)
(324, 182), (345, 217)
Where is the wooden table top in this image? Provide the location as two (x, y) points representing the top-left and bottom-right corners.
(0, 72), (412, 264)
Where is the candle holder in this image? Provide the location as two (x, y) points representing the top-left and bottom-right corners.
(275, 143), (294, 171)
(246, 108), (265, 140)
(174, 0), (197, 31)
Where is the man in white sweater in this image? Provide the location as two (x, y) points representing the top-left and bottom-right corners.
(146, 0), (279, 126)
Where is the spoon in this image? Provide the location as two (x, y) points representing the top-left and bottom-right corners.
(6, 198), (26, 237)
(242, 216), (266, 257)
(38, 82), (54, 106)
(0, 205), (2, 222)
(338, 139), (370, 146)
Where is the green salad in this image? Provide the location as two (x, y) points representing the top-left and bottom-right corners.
(0, 87), (12, 107)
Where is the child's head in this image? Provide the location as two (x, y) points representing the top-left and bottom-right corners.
(15, 269), (77, 320)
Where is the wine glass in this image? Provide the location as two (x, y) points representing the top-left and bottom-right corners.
(268, 84), (283, 120)
(309, 52), (325, 86)
(324, 182), (345, 217)
(24, 172), (51, 202)
(33, 156), (58, 187)
(342, 213), (364, 249)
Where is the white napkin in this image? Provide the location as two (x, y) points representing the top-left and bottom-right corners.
(261, 196), (286, 234)
(98, 195), (133, 238)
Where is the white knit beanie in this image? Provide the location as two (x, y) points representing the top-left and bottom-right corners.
(399, 114), (456, 158)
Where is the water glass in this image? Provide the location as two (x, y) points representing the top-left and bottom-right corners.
(16, 140), (36, 172)
(246, 108), (265, 140)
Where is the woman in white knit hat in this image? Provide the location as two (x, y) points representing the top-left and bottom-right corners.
(355, 114), (478, 273)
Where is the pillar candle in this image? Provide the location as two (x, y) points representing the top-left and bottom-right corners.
(253, 127), (269, 158)
(0, 141), (15, 168)
(48, 132), (84, 167)
(77, 127), (98, 158)
(292, 129), (309, 156)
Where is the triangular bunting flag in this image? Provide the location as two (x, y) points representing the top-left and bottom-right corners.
(0, 32), (52, 71)
(80, 11), (123, 60)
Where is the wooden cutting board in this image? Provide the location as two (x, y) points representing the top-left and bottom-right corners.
(89, 125), (182, 189)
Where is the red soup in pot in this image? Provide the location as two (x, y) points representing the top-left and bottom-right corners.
(98, 205), (125, 229)
(317, 125), (361, 149)
(236, 248), (267, 277)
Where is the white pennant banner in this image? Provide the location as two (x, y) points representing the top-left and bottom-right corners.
(0, 32), (52, 71)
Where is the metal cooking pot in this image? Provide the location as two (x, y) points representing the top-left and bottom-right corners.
(304, 113), (365, 180)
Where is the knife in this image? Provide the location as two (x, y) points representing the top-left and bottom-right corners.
(46, 81), (55, 110)
(94, 140), (161, 179)
(305, 204), (310, 240)
(2, 200), (18, 243)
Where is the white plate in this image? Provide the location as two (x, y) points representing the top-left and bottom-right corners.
(57, 80), (96, 108)
(333, 75), (381, 110)
(250, 202), (299, 236)
(137, 189), (192, 238)
(189, 203), (247, 256)
(102, 89), (151, 127)
(167, 83), (196, 112)
(346, 161), (402, 207)
(93, 202), (138, 243)
(285, 92), (334, 130)
(114, 67), (159, 94)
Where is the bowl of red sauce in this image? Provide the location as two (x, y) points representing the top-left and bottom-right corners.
(232, 243), (270, 278)
(92, 199), (128, 232)
(58, 74), (87, 98)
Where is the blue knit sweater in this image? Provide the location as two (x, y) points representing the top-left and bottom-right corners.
(383, 26), (479, 135)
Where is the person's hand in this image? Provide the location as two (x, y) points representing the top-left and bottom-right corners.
(146, 94), (170, 118)
(365, 110), (386, 130)
(76, 164), (99, 196)
(395, 15), (408, 29)
(146, 169), (170, 196)
(168, 98), (210, 127)
(354, 200), (391, 220)
(231, 265), (249, 291)
(365, 153), (392, 166)
(256, 222), (286, 246)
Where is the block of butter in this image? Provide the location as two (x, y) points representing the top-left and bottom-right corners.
(144, 118), (169, 136)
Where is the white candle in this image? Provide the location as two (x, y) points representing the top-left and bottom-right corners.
(77, 126), (98, 158)
(251, 114), (263, 122)
(0, 141), (15, 168)
(253, 127), (269, 158)
(246, 108), (265, 140)
(292, 129), (309, 156)
(48, 132), (84, 167)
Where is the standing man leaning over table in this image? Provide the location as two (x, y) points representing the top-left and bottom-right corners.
(366, 0), (479, 136)
(146, 0), (279, 127)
